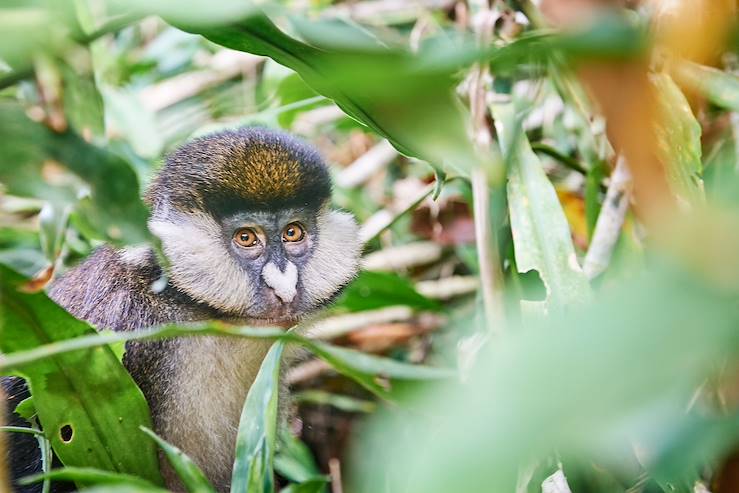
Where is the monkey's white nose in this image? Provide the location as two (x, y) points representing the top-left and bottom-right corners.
(261, 261), (298, 303)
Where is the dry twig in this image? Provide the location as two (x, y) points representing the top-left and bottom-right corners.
(329, 457), (343, 493)
(362, 241), (443, 272)
(336, 140), (399, 189)
(139, 51), (263, 112)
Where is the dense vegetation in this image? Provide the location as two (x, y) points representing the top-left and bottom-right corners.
(1, 0), (739, 492)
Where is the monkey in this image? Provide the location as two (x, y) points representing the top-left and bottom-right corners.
(3, 127), (363, 492)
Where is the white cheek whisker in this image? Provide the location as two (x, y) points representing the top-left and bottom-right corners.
(149, 211), (255, 314)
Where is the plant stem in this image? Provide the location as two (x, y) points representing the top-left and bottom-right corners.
(468, 0), (505, 334)
(531, 142), (588, 175)
(471, 167), (505, 334)
(583, 156), (632, 279)
(0, 426), (44, 436)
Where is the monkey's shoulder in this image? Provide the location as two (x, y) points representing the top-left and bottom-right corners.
(49, 246), (213, 331)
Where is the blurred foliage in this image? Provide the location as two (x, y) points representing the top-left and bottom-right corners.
(1, 1), (739, 493)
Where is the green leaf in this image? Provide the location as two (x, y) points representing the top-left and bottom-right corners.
(141, 427), (216, 493)
(279, 478), (330, 493)
(20, 467), (157, 489)
(305, 340), (454, 381)
(177, 12), (480, 176)
(333, 271), (442, 313)
(13, 396), (36, 421)
(646, 413), (739, 492)
(0, 101), (151, 244)
(349, 267), (739, 493)
(673, 61), (739, 112)
(230, 340), (285, 493)
(651, 73), (704, 204)
(274, 429), (324, 485)
(76, 486), (168, 493)
(38, 201), (71, 263)
(492, 101), (591, 309)
(60, 61), (105, 138)
(294, 390), (376, 414)
(0, 266), (163, 485)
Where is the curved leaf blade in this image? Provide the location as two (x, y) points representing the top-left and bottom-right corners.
(492, 102), (591, 309)
(20, 467), (156, 489)
(141, 427), (216, 493)
(230, 340), (285, 493)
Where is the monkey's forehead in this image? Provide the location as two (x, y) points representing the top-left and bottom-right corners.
(151, 127), (332, 213)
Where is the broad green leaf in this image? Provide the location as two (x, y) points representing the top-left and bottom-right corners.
(141, 427), (216, 493)
(230, 340), (284, 493)
(349, 267), (739, 493)
(584, 160), (607, 239)
(651, 73), (704, 205)
(333, 271), (442, 313)
(177, 12), (480, 176)
(20, 467), (157, 489)
(673, 61), (739, 112)
(646, 413), (739, 492)
(0, 266), (163, 485)
(0, 101), (151, 244)
(492, 102), (591, 308)
(60, 61), (105, 138)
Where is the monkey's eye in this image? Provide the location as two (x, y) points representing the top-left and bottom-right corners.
(233, 228), (259, 247)
(282, 222), (305, 243)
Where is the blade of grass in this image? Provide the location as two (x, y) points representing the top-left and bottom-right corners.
(20, 467), (156, 488)
(141, 427), (216, 493)
(230, 340), (285, 493)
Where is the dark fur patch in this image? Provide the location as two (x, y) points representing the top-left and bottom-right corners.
(147, 127), (332, 217)
(2, 377), (73, 493)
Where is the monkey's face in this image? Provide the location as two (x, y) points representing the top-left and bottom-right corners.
(149, 203), (361, 324)
(146, 127), (361, 324)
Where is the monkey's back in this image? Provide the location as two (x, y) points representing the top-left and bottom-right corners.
(49, 246), (217, 331)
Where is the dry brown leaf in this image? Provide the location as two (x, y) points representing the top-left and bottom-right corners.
(556, 189), (589, 250)
(19, 264), (55, 293)
(410, 197), (476, 246)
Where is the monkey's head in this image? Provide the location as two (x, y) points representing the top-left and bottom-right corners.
(146, 127), (361, 324)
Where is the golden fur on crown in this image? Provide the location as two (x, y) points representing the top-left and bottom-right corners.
(147, 127), (331, 214)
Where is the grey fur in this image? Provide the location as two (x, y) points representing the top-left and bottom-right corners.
(42, 128), (361, 492)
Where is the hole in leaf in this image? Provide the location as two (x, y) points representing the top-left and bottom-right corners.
(60, 424), (74, 443)
(519, 269), (546, 301)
